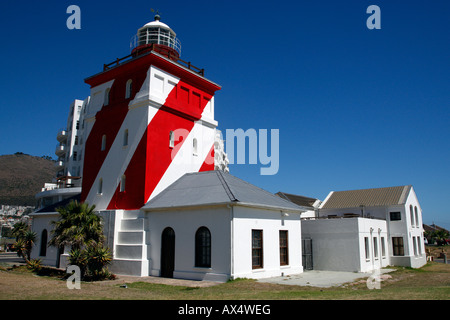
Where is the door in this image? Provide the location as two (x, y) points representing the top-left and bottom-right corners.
(302, 238), (313, 270)
(160, 227), (175, 278)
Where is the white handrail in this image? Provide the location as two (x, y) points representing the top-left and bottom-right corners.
(130, 29), (181, 55)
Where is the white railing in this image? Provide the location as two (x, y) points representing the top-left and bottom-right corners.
(130, 28), (181, 56)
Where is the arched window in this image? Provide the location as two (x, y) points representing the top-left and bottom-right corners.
(101, 135), (107, 151)
(120, 175), (126, 192)
(123, 129), (129, 147)
(414, 206), (419, 228)
(125, 79), (133, 99)
(98, 178), (103, 194)
(169, 131), (174, 148)
(410, 205), (415, 227)
(193, 138), (198, 155)
(40, 229), (48, 256)
(104, 88), (110, 106)
(195, 227), (211, 268)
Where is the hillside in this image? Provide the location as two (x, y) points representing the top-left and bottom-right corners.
(0, 154), (55, 206)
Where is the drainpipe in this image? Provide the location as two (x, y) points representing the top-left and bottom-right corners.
(228, 204), (234, 280)
(370, 227), (374, 271)
(378, 228), (382, 269)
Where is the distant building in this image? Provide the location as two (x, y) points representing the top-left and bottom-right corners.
(297, 185), (426, 272)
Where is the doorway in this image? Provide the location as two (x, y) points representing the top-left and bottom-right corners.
(160, 227), (175, 278)
(302, 238), (313, 270)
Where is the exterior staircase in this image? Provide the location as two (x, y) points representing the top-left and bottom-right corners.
(110, 210), (149, 276)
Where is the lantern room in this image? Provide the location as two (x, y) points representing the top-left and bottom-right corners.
(130, 14), (181, 61)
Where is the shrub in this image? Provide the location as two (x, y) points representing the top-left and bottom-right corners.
(27, 258), (42, 272)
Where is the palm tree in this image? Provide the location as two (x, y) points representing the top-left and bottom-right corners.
(13, 229), (37, 262)
(12, 222), (29, 241)
(49, 200), (104, 250)
(49, 200), (112, 280)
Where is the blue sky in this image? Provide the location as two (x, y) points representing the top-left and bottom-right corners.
(0, 1), (449, 229)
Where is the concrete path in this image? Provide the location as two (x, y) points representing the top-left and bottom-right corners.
(258, 269), (396, 288)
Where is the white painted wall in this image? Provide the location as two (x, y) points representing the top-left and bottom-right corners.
(30, 213), (61, 267)
(316, 187), (426, 269)
(145, 204), (303, 282)
(302, 218), (388, 272)
(231, 206), (303, 279)
(146, 206), (231, 282)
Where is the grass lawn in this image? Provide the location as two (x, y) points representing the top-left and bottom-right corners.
(0, 261), (449, 300)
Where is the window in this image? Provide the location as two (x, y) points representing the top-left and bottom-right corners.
(120, 175), (126, 192)
(123, 129), (129, 147)
(373, 237), (378, 259)
(417, 236), (422, 255)
(413, 236), (418, 256)
(104, 88), (110, 106)
(390, 212), (401, 221)
(73, 151), (77, 161)
(193, 138), (198, 155)
(125, 79), (133, 99)
(169, 131), (174, 148)
(279, 231), (289, 266)
(252, 230), (263, 269)
(410, 205), (415, 227)
(414, 206), (419, 228)
(98, 178), (103, 194)
(364, 237), (370, 260)
(392, 237), (404, 256)
(39, 229), (47, 257)
(101, 135), (106, 151)
(381, 237), (386, 258)
(74, 135), (79, 145)
(195, 227), (211, 268)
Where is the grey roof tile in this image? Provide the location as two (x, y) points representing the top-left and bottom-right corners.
(321, 185), (412, 209)
(142, 171), (307, 212)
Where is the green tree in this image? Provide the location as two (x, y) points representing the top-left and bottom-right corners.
(49, 200), (112, 280)
(433, 229), (449, 246)
(12, 222), (29, 241)
(12, 226), (37, 263)
(49, 200), (105, 250)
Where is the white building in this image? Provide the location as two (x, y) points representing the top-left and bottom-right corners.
(298, 185), (426, 272)
(102, 171), (307, 280)
(35, 98), (89, 210)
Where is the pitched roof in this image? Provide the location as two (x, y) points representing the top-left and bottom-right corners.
(321, 185), (412, 209)
(275, 192), (318, 209)
(423, 223), (449, 233)
(142, 171), (308, 212)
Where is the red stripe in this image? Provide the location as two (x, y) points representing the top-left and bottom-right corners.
(199, 145), (215, 172)
(107, 127), (148, 210)
(106, 80), (214, 209)
(81, 71), (147, 202)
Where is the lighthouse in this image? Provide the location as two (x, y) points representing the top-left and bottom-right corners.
(80, 14), (225, 211)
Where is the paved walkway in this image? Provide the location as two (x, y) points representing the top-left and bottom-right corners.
(258, 269), (396, 288)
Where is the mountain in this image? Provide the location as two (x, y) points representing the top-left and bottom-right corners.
(0, 153), (55, 206)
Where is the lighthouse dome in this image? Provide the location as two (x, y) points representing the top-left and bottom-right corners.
(130, 15), (181, 60)
(141, 20), (176, 36)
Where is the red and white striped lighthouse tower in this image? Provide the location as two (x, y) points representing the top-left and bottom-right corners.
(81, 14), (223, 211)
